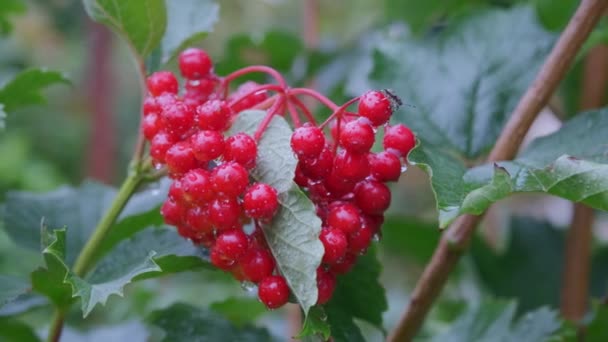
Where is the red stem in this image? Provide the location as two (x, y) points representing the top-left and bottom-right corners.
(254, 96), (286, 140)
(290, 88), (339, 111)
(320, 97), (360, 129)
(252, 95), (279, 111)
(222, 65), (288, 96)
(228, 84), (285, 108)
(286, 98), (302, 127)
(289, 95), (317, 125)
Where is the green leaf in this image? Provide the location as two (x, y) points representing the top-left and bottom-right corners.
(3, 180), (168, 264)
(429, 300), (561, 342)
(83, 0), (166, 58)
(534, 0), (578, 32)
(356, 6), (555, 158)
(148, 303), (276, 341)
(586, 304), (608, 342)
(0, 317), (40, 342)
(383, 0), (477, 33)
(299, 306), (331, 341)
(0, 0), (25, 34)
(324, 305), (365, 342)
(0, 275), (29, 308)
(160, 0), (219, 63)
(209, 297), (266, 326)
(229, 110), (324, 314)
(381, 216), (439, 263)
(0, 69), (69, 112)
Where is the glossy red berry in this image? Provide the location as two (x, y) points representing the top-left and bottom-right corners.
(241, 248), (276, 283)
(339, 119), (375, 154)
(146, 71), (178, 96)
(178, 48), (213, 80)
(211, 248), (236, 270)
(224, 133), (257, 169)
(291, 124), (325, 159)
(358, 90), (396, 126)
(184, 207), (214, 233)
(333, 149), (370, 182)
(243, 183), (279, 220)
(294, 165), (309, 188)
(330, 253), (357, 274)
(258, 275), (290, 309)
(300, 145), (334, 180)
(165, 141), (198, 177)
(185, 78), (216, 97)
(324, 170), (356, 198)
(143, 96), (161, 116)
(190, 130), (225, 162)
(327, 203), (361, 234)
(348, 224), (374, 254)
(197, 100), (232, 131)
(209, 197), (241, 230)
(354, 180), (391, 215)
(181, 169), (214, 204)
(316, 268), (336, 305)
(383, 124), (416, 157)
(369, 151), (402, 182)
(160, 199), (184, 226)
(162, 102), (195, 138)
(330, 116), (354, 142)
(142, 113), (161, 140)
(320, 228), (348, 264)
(211, 162), (249, 197)
(168, 179), (186, 203)
(149, 132), (176, 163)
(214, 229), (249, 261)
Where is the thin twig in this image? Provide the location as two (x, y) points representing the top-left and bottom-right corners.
(389, 1), (608, 341)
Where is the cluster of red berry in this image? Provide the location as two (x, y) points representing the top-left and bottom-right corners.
(141, 47), (415, 310)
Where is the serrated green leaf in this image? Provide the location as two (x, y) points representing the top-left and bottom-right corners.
(429, 300), (561, 342)
(0, 0), (25, 35)
(209, 297), (266, 326)
(324, 305), (366, 342)
(299, 306), (331, 341)
(160, 0), (219, 63)
(0, 69), (69, 112)
(0, 275), (29, 308)
(83, 0), (166, 59)
(229, 110), (324, 314)
(0, 317), (40, 342)
(3, 180), (168, 264)
(148, 303), (276, 341)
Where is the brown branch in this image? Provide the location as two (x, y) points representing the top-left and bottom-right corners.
(561, 44), (608, 322)
(389, 1), (608, 341)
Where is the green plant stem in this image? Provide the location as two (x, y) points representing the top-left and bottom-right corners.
(47, 309), (66, 342)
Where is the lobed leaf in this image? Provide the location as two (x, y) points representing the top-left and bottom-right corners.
(0, 275), (29, 308)
(0, 69), (69, 115)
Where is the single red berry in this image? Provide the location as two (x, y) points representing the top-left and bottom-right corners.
(150, 131), (176, 163)
(156, 93), (179, 109)
(290, 124), (325, 159)
(184, 207), (214, 233)
(185, 78), (217, 102)
(243, 183), (279, 220)
(160, 199), (185, 226)
(300, 144), (334, 180)
(197, 100), (232, 131)
(165, 141), (199, 178)
(190, 130), (225, 162)
(294, 164), (309, 188)
(224, 133), (257, 169)
(161, 102), (195, 139)
(258, 275), (290, 309)
(241, 248), (276, 283)
(383, 124), (416, 157)
(214, 229), (249, 261)
(354, 180), (391, 215)
(308, 181), (333, 202)
(369, 151), (402, 182)
(333, 149), (370, 182)
(358, 90), (399, 126)
(362, 214), (385, 235)
(211, 162), (249, 197)
(339, 118), (375, 154)
(211, 248), (236, 270)
(330, 253), (357, 274)
(320, 228), (348, 264)
(348, 224), (374, 254)
(176, 224), (198, 241)
(249, 227), (269, 250)
(327, 203), (361, 234)
(178, 48), (213, 79)
(316, 268), (337, 305)
(324, 170), (356, 198)
(169, 179), (186, 204)
(142, 113), (161, 140)
(209, 197), (242, 231)
(146, 71), (178, 96)
(329, 116), (354, 142)
(181, 168), (214, 204)
(143, 96), (161, 116)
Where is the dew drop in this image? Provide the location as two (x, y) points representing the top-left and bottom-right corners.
(401, 164), (408, 173)
(372, 234), (381, 242)
(241, 281), (256, 292)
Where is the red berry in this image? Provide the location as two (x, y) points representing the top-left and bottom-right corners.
(241, 248), (276, 283)
(324, 171), (356, 198)
(383, 124), (416, 157)
(211, 162), (249, 197)
(209, 197), (242, 230)
(354, 180), (391, 215)
(181, 169), (214, 204)
(369, 151), (402, 182)
(330, 253), (357, 274)
(178, 48), (213, 80)
(211, 248), (236, 270)
(224, 133), (257, 169)
(327, 203), (361, 234)
(300, 145), (334, 180)
(329, 116), (354, 142)
(358, 90), (395, 126)
(197, 100), (232, 131)
(143, 96), (161, 116)
(339, 119), (375, 154)
(348, 224), (374, 254)
(146, 71), (178, 96)
(150, 131), (176, 163)
(320, 228), (348, 264)
(258, 275), (290, 309)
(142, 113), (161, 140)
(243, 183), (279, 220)
(291, 124), (325, 159)
(169, 179), (186, 203)
(184, 207), (214, 233)
(191, 130), (225, 162)
(333, 149), (370, 182)
(165, 141), (198, 177)
(316, 268), (336, 305)
(185, 78), (217, 100)
(214, 229), (249, 261)
(161, 102), (195, 138)
(294, 164), (309, 188)
(161, 199), (184, 226)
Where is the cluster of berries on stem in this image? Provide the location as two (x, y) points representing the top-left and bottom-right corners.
(142, 47), (415, 309)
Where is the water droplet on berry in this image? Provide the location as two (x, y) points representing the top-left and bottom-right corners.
(401, 164), (408, 173)
(241, 280), (256, 292)
(372, 234), (381, 242)
(154, 163), (163, 170)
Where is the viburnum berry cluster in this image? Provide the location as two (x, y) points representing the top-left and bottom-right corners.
(142, 47), (415, 310)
